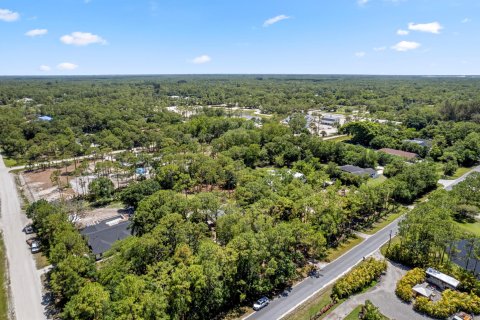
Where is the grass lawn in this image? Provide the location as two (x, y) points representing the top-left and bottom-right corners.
(451, 166), (475, 179)
(285, 275), (380, 320)
(366, 175), (387, 187)
(105, 201), (125, 209)
(33, 252), (50, 269)
(326, 135), (351, 143)
(380, 236), (401, 256)
(363, 210), (405, 235)
(344, 305), (362, 320)
(283, 285), (343, 320)
(2, 157), (25, 168)
(325, 236), (363, 263)
(0, 236), (9, 320)
(455, 221), (480, 237)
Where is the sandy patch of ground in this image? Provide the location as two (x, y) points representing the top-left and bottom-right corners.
(74, 206), (132, 228)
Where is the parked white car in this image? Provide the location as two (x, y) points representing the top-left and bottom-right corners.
(253, 297), (269, 311)
(31, 241), (41, 254)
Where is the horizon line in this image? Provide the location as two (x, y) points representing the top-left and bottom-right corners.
(0, 73), (479, 77)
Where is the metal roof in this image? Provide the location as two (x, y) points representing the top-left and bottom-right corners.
(412, 284), (433, 297)
(426, 268), (460, 288)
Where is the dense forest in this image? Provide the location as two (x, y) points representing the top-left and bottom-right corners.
(1, 75), (480, 319)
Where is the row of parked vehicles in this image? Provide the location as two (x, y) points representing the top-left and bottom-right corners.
(24, 224), (40, 253)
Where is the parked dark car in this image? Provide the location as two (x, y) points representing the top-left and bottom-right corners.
(24, 225), (34, 234)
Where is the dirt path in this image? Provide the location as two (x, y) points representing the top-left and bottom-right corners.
(0, 154), (46, 320)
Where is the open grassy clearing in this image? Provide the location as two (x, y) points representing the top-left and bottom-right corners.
(326, 135), (351, 143)
(366, 175), (387, 187)
(455, 221), (480, 237)
(451, 166), (475, 179)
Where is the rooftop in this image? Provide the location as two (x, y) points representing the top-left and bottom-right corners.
(378, 148), (418, 160)
(81, 216), (132, 256)
(38, 115), (53, 121)
(339, 165), (377, 176)
(426, 268), (460, 288)
(403, 138), (432, 148)
(413, 283), (434, 298)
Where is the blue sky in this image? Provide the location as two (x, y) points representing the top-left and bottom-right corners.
(0, 0), (479, 75)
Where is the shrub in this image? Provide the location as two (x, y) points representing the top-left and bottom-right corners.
(361, 300), (386, 320)
(395, 268), (425, 302)
(332, 258), (387, 300)
(414, 289), (480, 319)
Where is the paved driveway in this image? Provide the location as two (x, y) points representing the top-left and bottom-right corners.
(438, 165), (480, 191)
(325, 259), (432, 320)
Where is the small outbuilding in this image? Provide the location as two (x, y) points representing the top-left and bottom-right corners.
(426, 267), (460, 291)
(412, 283), (434, 299)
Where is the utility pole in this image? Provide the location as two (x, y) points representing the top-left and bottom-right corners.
(387, 229), (393, 253)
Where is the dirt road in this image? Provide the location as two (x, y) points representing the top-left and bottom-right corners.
(0, 155), (46, 320)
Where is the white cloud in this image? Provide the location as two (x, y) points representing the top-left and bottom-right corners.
(397, 29), (409, 36)
(355, 51), (366, 58)
(60, 32), (107, 46)
(373, 46), (386, 51)
(0, 8), (20, 22)
(57, 62), (79, 70)
(462, 18), (471, 24)
(357, 0), (369, 6)
(39, 65), (51, 72)
(191, 55), (211, 64)
(25, 29), (48, 37)
(391, 41), (421, 52)
(408, 22), (443, 34)
(263, 15), (290, 27)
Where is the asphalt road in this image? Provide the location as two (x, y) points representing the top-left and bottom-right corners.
(438, 164), (480, 191)
(245, 218), (400, 320)
(247, 165), (479, 320)
(0, 155), (46, 320)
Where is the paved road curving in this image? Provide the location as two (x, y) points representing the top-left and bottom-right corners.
(0, 155), (46, 320)
(438, 164), (480, 191)
(246, 164), (479, 320)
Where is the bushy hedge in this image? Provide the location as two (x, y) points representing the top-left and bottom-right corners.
(395, 268), (425, 302)
(332, 258), (387, 299)
(414, 289), (480, 319)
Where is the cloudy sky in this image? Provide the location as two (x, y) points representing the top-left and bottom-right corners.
(0, 0), (479, 75)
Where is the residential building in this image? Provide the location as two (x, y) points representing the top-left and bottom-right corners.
(426, 268), (460, 291)
(378, 148), (419, 160)
(339, 165), (379, 178)
(81, 216), (132, 260)
(321, 115), (343, 126)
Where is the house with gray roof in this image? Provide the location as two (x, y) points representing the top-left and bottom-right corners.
(81, 216), (132, 260)
(339, 165), (379, 179)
